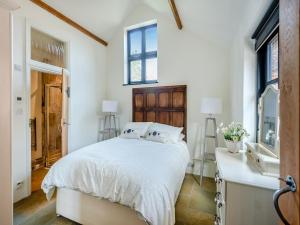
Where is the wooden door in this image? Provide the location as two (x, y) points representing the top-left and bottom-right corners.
(45, 83), (62, 167)
(279, 0), (300, 224)
(61, 69), (70, 156)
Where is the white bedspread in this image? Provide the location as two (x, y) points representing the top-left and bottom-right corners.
(42, 137), (189, 225)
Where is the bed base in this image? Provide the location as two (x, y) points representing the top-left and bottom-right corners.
(56, 188), (148, 225)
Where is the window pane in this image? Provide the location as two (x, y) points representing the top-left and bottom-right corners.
(31, 28), (66, 68)
(146, 58), (157, 81)
(130, 31), (142, 55)
(145, 26), (157, 52)
(130, 60), (142, 82)
(267, 34), (279, 81)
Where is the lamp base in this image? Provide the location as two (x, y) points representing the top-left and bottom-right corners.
(102, 113), (118, 139)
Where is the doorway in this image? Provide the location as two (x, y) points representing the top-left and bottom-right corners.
(30, 70), (63, 192)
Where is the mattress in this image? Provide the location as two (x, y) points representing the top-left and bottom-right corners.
(42, 137), (190, 225)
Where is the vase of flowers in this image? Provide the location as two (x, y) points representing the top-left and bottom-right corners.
(217, 122), (249, 153)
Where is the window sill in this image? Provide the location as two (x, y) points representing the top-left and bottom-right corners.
(123, 81), (158, 86)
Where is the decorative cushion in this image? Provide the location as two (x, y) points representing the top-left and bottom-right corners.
(119, 128), (140, 139)
(147, 123), (183, 143)
(145, 130), (169, 143)
(122, 122), (153, 137)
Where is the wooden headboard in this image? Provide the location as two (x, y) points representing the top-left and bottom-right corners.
(132, 85), (187, 140)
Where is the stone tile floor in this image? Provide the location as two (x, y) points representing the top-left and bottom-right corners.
(14, 174), (216, 225)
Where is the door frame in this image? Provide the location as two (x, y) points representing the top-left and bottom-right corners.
(26, 62), (70, 195)
(25, 21), (71, 197)
(279, 0), (300, 223)
(0, 3), (19, 224)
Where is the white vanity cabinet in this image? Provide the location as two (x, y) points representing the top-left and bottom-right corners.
(214, 148), (279, 225)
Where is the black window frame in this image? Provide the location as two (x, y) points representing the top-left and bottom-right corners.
(252, 0), (279, 140)
(257, 29), (279, 99)
(126, 23), (158, 85)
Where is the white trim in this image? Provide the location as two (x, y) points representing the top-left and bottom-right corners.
(25, 19), (31, 196)
(25, 21), (71, 197)
(125, 19), (157, 31)
(30, 60), (63, 75)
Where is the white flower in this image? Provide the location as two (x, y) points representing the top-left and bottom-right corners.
(232, 136), (239, 142)
(219, 121), (249, 141)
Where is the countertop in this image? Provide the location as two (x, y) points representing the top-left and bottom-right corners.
(216, 148), (280, 190)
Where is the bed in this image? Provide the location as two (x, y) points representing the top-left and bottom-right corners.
(42, 85), (188, 225)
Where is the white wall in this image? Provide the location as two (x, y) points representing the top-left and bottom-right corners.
(229, 0), (273, 142)
(0, 6), (13, 225)
(10, 0), (273, 203)
(12, 0), (107, 202)
(106, 4), (231, 176)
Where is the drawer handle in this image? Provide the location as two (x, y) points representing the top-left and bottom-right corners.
(217, 200), (223, 208)
(214, 192), (221, 203)
(214, 172), (222, 184)
(214, 215), (220, 225)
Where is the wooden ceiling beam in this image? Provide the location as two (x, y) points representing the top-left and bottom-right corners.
(168, 0), (183, 30)
(30, 0), (108, 46)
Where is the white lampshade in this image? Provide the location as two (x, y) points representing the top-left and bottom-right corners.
(102, 100), (118, 113)
(200, 97), (222, 115)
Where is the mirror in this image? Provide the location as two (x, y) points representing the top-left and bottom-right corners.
(258, 85), (279, 156)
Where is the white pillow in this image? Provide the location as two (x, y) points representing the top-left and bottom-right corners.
(122, 122), (152, 137)
(120, 128), (140, 139)
(145, 130), (170, 143)
(148, 123), (183, 143)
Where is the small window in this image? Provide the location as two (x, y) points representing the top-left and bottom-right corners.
(126, 24), (157, 85)
(262, 32), (279, 92)
(31, 28), (66, 68)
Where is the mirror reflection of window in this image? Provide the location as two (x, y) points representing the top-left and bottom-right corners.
(261, 87), (278, 148)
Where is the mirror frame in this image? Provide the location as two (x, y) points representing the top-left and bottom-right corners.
(258, 84), (280, 158)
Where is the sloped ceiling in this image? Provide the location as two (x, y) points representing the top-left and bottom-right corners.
(43, 0), (141, 41)
(43, 0), (268, 47)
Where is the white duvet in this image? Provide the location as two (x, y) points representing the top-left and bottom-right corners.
(42, 137), (189, 225)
